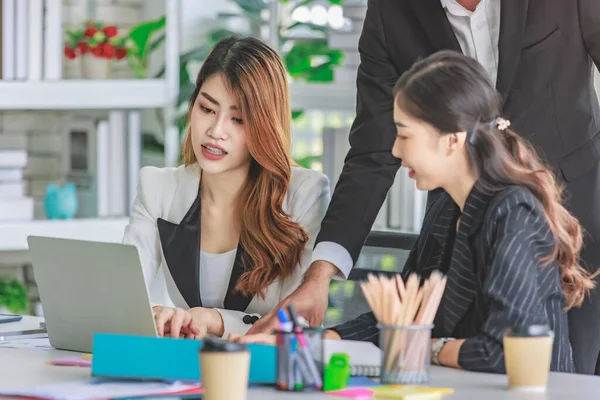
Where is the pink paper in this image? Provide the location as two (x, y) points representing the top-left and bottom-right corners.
(50, 357), (92, 367)
(326, 387), (375, 399)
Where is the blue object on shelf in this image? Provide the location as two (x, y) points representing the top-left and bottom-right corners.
(91, 333), (277, 384)
(44, 183), (78, 219)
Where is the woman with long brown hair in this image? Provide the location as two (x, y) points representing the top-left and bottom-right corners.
(123, 36), (329, 339)
(240, 51), (596, 373)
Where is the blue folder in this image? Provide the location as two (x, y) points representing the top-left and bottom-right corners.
(91, 333), (276, 384)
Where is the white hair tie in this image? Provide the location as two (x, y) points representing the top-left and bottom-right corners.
(494, 118), (511, 131)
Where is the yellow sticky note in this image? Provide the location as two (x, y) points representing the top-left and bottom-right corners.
(374, 385), (453, 400)
(81, 354), (93, 361)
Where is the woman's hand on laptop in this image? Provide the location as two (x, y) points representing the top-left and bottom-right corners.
(152, 306), (223, 339)
(153, 306), (201, 338)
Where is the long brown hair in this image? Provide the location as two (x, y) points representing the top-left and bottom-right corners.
(393, 50), (596, 310)
(182, 36), (308, 297)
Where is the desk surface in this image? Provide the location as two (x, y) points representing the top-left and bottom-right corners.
(1, 317), (599, 400)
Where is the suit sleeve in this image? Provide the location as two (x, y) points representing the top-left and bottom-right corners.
(315, 0), (402, 264)
(122, 167), (163, 291)
(213, 309), (260, 338)
(331, 311), (380, 345)
(458, 198), (553, 373)
(329, 190), (449, 344)
(579, 0), (600, 68)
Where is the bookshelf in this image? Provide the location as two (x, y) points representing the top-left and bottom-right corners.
(0, 1), (359, 248)
(0, 0), (180, 248)
(0, 217), (128, 252)
(0, 79), (175, 110)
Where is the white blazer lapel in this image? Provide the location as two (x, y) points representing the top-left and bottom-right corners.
(157, 163), (203, 308)
(167, 164), (201, 224)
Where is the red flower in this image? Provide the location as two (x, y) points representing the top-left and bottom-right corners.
(77, 41), (89, 54)
(102, 43), (116, 59)
(64, 46), (76, 59)
(102, 25), (118, 38)
(115, 47), (127, 60)
(83, 26), (98, 38)
(91, 45), (104, 58)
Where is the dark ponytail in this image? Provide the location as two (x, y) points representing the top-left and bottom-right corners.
(394, 50), (595, 309)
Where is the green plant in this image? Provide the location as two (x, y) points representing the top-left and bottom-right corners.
(295, 154), (322, 169)
(127, 16), (167, 78)
(0, 279), (29, 314)
(206, 0), (345, 99)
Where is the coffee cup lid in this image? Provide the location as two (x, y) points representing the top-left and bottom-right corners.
(200, 337), (248, 353)
(505, 324), (553, 337)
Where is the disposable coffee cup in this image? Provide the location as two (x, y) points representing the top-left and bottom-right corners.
(503, 325), (553, 392)
(199, 337), (250, 400)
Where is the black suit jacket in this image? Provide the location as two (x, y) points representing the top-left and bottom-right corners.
(315, 0), (600, 263)
(333, 185), (575, 374)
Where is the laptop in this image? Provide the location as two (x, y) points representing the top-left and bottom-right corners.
(27, 236), (158, 353)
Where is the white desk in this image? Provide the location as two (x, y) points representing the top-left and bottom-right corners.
(1, 317), (599, 399)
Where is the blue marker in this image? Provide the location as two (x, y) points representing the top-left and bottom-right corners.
(277, 309), (293, 332)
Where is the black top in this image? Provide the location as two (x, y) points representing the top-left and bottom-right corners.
(156, 184), (253, 312)
(333, 185), (575, 374)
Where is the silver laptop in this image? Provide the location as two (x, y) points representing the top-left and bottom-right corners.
(27, 236), (158, 352)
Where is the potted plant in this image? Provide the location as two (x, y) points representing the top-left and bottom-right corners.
(64, 21), (128, 79)
(0, 278), (29, 314)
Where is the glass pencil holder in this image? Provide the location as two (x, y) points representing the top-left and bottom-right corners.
(378, 324), (434, 385)
(275, 327), (324, 392)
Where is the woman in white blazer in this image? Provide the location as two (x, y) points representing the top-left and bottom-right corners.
(123, 36), (330, 339)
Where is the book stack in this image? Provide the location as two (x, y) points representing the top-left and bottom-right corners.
(1, 0), (62, 81)
(0, 133), (33, 221)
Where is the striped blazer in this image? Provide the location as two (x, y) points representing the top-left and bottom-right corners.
(334, 184), (575, 373)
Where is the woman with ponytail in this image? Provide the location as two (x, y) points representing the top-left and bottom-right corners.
(328, 50), (597, 373)
(123, 36), (329, 339)
(240, 50), (595, 374)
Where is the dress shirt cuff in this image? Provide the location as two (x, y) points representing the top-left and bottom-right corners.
(458, 336), (506, 374)
(311, 241), (353, 280)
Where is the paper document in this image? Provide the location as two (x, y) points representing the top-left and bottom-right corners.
(0, 380), (201, 400)
(323, 339), (382, 376)
(0, 337), (52, 350)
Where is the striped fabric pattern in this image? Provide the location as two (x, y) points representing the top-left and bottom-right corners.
(333, 184), (575, 373)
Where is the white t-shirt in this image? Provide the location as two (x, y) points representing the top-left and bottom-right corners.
(199, 249), (237, 308)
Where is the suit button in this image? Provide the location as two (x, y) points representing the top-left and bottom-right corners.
(243, 315), (259, 325)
